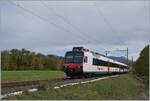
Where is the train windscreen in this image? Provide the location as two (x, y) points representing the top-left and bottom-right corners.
(65, 52), (83, 63)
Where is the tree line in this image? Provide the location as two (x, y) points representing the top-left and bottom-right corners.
(1, 49), (64, 70)
(133, 45), (149, 84)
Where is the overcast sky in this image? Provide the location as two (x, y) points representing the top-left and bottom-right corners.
(0, 0), (149, 60)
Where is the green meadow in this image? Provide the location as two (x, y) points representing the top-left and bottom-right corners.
(6, 74), (148, 100)
(1, 70), (66, 83)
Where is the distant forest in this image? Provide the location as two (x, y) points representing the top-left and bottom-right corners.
(1, 49), (64, 70)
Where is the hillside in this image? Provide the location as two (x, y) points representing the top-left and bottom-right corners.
(133, 45), (149, 84)
(108, 56), (132, 65)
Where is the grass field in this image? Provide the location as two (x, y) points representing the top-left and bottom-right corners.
(6, 74), (149, 100)
(1, 71), (66, 83)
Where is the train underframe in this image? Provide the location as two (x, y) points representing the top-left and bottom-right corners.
(64, 67), (84, 78)
(63, 67), (127, 78)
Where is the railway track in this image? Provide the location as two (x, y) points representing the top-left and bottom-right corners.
(1, 78), (61, 95)
(2, 80), (43, 95)
(1, 79), (58, 99)
(1, 77), (98, 94)
(53, 74), (120, 89)
(1, 74), (121, 99)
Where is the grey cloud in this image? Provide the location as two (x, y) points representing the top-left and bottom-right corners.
(0, 1), (149, 60)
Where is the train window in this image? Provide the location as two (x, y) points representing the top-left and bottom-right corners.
(93, 58), (98, 65)
(75, 52), (82, 56)
(65, 56), (74, 63)
(103, 61), (108, 66)
(93, 58), (108, 66)
(66, 52), (74, 56)
(74, 55), (82, 63)
(113, 63), (116, 67)
(111, 63), (113, 67)
(93, 58), (97, 65)
(84, 56), (88, 63)
(108, 62), (119, 68)
(65, 52), (83, 63)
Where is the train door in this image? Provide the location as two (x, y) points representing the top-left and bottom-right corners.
(83, 52), (93, 73)
(108, 61), (110, 74)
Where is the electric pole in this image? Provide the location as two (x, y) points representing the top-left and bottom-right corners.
(105, 51), (110, 56)
(104, 48), (129, 66)
(131, 56), (133, 65)
(114, 48), (129, 65)
(127, 48), (128, 65)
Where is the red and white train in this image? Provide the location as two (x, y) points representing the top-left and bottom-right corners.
(63, 47), (129, 78)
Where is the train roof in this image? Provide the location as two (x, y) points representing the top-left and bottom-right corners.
(93, 53), (128, 66)
(72, 47), (128, 67)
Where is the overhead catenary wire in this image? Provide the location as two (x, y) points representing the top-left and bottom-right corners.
(93, 2), (126, 55)
(41, 1), (105, 46)
(94, 2), (124, 45)
(8, 0), (85, 45)
(41, 1), (109, 54)
(94, 3), (117, 34)
(7, 1), (112, 54)
(41, 1), (91, 44)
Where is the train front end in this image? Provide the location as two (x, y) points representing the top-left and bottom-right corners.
(63, 49), (84, 78)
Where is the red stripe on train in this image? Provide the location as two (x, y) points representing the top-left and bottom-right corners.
(64, 63), (83, 69)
